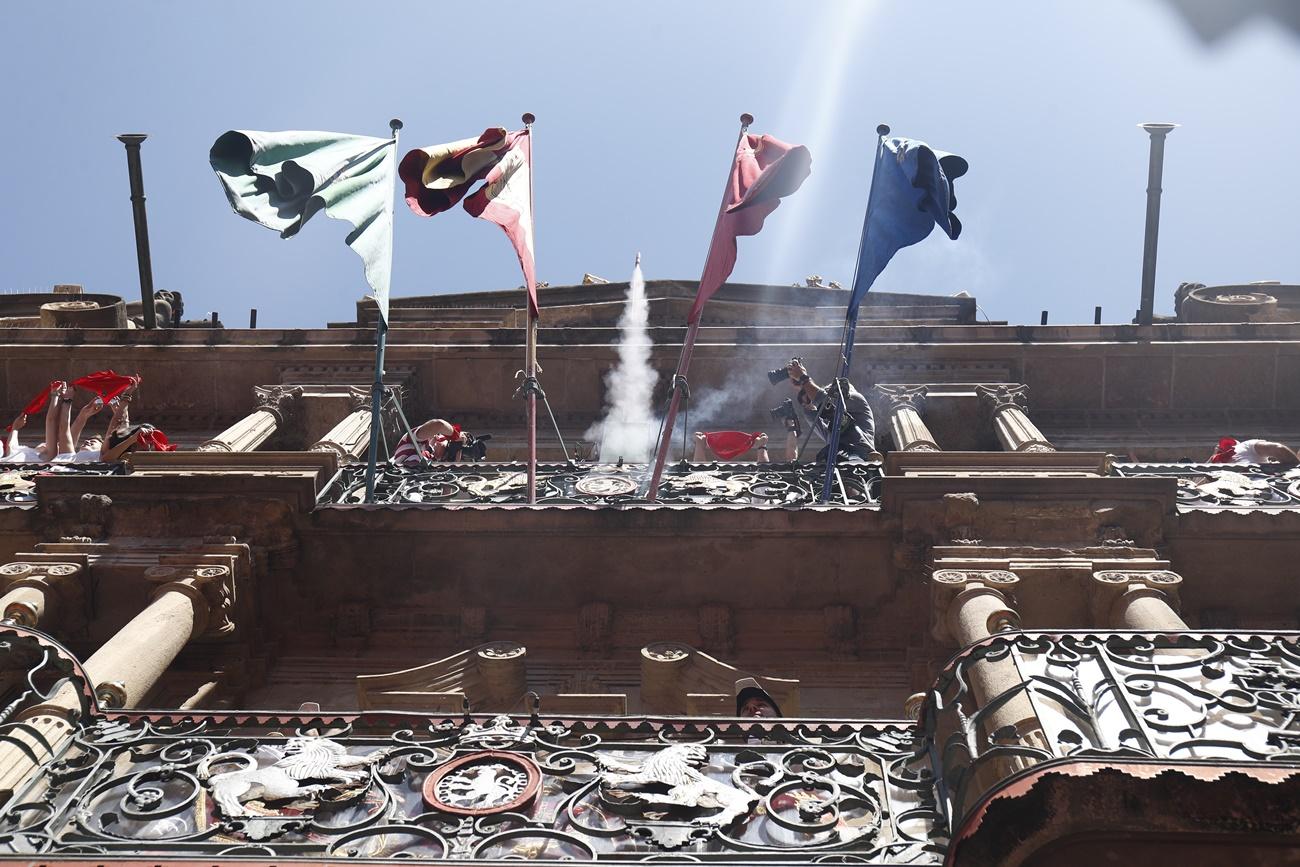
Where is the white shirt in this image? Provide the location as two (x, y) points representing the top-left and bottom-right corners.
(1230, 439), (1269, 465)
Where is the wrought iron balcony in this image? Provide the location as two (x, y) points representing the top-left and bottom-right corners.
(0, 462), (126, 505)
(0, 627), (939, 863)
(322, 460), (883, 508)
(919, 630), (1300, 831)
(1110, 461), (1300, 509)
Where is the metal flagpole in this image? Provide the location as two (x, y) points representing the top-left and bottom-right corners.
(522, 112), (539, 504)
(646, 112), (752, 502)
(365, 118), (403, 504)
(819, 124), (889, 504)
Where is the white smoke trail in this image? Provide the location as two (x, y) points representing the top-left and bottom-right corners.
(586, 255), (659, 461)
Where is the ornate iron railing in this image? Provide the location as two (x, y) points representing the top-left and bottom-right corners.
(920, 631), (1300, 827)
(0, 630), (941, 863)
(0, 462), (127, 505)
(322, 461), (883, 508)
(1111, 461), (1300, 509)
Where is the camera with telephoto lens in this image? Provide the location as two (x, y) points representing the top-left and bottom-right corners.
(769, 398), (801, 436)
(767, 356), (804, 385)
(444, 433), (492, 462)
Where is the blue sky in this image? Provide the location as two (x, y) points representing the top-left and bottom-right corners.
(2, 1), (1297, 328)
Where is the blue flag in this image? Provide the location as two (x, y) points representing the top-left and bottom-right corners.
(848, 137), (967, 313)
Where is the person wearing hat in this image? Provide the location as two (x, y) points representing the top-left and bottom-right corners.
(735, 677), (782, 718)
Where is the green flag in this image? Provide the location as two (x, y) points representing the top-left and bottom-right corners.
(210, 130), (396, 322)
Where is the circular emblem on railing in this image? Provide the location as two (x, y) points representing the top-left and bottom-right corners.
(575, 475), (638, 497)
(422, 751), (541, 815)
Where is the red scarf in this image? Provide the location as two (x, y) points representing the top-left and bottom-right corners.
(1209, 437), (1237, 463)
(74, 370), (139, 403)
(137, 427), (176, 452)
(704, 431), (763, 460)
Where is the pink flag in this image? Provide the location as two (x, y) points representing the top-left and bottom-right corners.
(689, 134), (812, 324)
(463, 132), (538, 318)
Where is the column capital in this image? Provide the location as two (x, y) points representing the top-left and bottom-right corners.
(144, 564), (234, 637)
(875, 383), (929, 410)
(347, 385), (374, 413)
(931, 569), (1021, 643)
(0, 562), (86, 628)
(975, 383), (1029, 413)
(1090, 569), (1183, 624)
(253, 385), (303, 425)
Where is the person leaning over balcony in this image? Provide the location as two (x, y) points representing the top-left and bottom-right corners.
(1208, 437), (1299, 469)
(787, 358), (879, 464)
(393, 418), (473, 466)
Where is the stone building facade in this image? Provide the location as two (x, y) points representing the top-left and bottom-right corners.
(0, 279), (1298, 864)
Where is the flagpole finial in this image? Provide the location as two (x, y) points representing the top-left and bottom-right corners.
(876, 124), (890, 137)
(522, 112), (536, 126)
(389, 118), (403, 133)
(740, 113), (754, 127)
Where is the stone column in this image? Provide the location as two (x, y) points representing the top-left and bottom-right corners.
(85, 564), (234, 708)
(1091, 570), (1187, 630)
(976, 384), (1055, 453)
(0, 563), (233, 802)
(310, 387), (374, 458)
(875, 385), (940, 451)
(0, 561), (85, 630)
(198, 385), (300, 452)
(931, 569), (1044, 805)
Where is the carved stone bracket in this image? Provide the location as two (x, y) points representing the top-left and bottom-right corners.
(931, 569), (1022, 644)
(143, 564), (235, 637)
(975, 384), (1056, 453)
(0, 562), (87, 630)
(1090, 569), (1185, 629)
(875, 385), (940, 452)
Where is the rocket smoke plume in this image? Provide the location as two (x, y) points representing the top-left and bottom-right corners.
(586, 255), (659, 461)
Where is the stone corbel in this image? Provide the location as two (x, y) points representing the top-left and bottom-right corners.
(1090, 569), (1186, 630)
(0, 561), (87, 630)
(975, 384), (1055, 453)
(143, 563), (235, 638)
(930, 569), (1021, 645)
(875, 385), (940, 451)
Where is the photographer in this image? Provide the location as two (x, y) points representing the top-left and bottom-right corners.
(781, 358), (878, 464)
(393, 418), (489, 465)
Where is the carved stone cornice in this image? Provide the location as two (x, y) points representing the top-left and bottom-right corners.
(1090, 569), (1183, 625)
(0, 562), (86, 629)
(143, 564), (235, 638)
